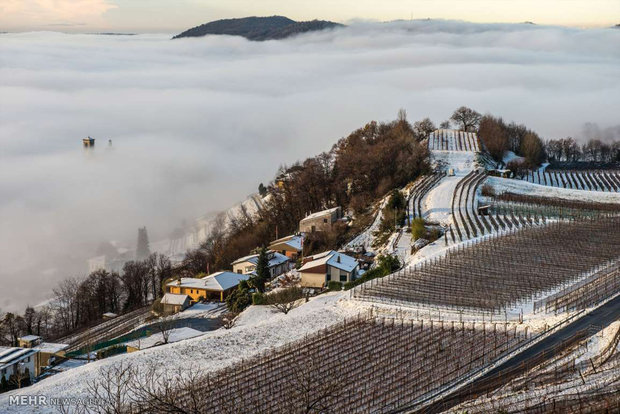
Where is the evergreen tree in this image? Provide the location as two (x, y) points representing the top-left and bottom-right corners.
(258, 183), (267, 197)
(251, 247), (270, 293)
(136, 227), (150, 261)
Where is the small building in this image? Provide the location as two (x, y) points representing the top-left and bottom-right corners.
(160, 293), (191, 314)
(231, 251), (291, 277)
(125, 327), (203, 353)
(166, 271), (250, 302)
(477, 205), (491, 216)
(268, 234), (304, 260)
(299, 250), (359, 288)
(32, 343), (69, 375)
(102, 312), (118, 320)
(0, 347), (39, 386)
(18, 335), (41, 349)
(18, 336), (69, 376)
(82, 136), (95, 147)
(299, 207), (342, 233)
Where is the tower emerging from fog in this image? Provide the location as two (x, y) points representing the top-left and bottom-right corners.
(82, 136), (95, 148)
(136, 227), (150, 261)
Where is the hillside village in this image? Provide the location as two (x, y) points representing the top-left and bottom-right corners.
(1, 108), (619, 412)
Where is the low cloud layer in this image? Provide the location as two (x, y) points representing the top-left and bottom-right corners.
(1, 20), (619, 311)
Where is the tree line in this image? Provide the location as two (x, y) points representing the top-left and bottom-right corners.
(0, 252), (173, 345)
(545, 137), (620, 164)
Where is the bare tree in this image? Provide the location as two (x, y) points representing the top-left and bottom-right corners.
(450, 106), (482, 132)
(412, 118), (436, 141)
(130, 365), (250, 414)
(266, 287), (303, 315)
(281, 358), (344, 413)
(87, 361), (138, 414)
(156, 319), (175, 345)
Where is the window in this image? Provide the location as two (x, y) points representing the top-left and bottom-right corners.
(311, 225), (316, 232)
(325, 274), (331, 282)
(237, 270), (242, 274)
(340, 274), (347, 282)
(323, 218), (328, 223)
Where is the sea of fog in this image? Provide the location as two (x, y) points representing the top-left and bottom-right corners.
(1, 20), (619, 312)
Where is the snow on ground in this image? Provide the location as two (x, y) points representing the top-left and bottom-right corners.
(422, 151), (476, 225)
(125, 327), (204, 351)
(1, 292), (356, 413)
(346, 194), (389, 252)
(487, 176), (620, 204)
(502, 150), (524, 165)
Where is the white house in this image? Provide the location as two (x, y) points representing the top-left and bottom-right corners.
(299, 250), (359, 288)
(231, 251), (291, 278)
(160, 293), (191, 314)
(0, 347), (39, 385)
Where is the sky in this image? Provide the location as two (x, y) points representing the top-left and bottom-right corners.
(1, 0), (619, 32)
(1, 20), (619, 312)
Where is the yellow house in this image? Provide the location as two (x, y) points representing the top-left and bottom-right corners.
(166, 271), (250, 302)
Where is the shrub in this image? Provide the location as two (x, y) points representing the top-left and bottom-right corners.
(428, 228), (441, 243)
(266, 287), (304, 314)
(327, 281), (342, 291)
(343, 254), (400, 290)
(226, 285), (251, 313)
(411, 218), (426, 240)
(151, 298), (163, 315)
(252, 292), (265, 305)
(481, 184), (495, 197)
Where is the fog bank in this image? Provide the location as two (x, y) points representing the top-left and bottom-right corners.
(1, 20), (619, 311)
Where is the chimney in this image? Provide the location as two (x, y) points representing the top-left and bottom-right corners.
(336, 255), (341, 263)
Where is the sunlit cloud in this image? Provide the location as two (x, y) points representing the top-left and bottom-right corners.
(0, 0), (117, 30)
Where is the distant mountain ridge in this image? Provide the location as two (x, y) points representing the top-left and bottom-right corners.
(173, 15), (343, 41)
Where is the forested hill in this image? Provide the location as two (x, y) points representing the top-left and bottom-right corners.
(172, 16), (344, 40)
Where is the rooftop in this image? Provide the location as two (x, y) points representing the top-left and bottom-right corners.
(167, 271), (250, 292)
(0, 347), (39, 369)
(231, 251), (289, 267)
(33, 342), (70, 354)
(161, 293), (190, 306)
(299, 250), (358, 273)
(269, 234), (304, 251)
(19, 335), (41, 342)
(300, 207), (340, 222)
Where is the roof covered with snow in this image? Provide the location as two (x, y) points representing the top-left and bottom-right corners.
(269, 234), (304, 251)
(300, 207), (340, 222)
(0, 347), (38, 369)
(33, 343), (70, 354)
(231, 251), (290, 268)
(19, 335), (41, 342)
(299, 251), (358, 273)
(166, 272), (250, 292)
(124, 327), (204, 351)
(161, 293), (190, 306)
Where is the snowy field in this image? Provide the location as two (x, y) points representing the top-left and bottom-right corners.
(487, 176), (620, 204)
(422, 146), (477, 225)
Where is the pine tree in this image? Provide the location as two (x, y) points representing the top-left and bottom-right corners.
(136, 227), (150, 261)
(251, 247), (270, 293)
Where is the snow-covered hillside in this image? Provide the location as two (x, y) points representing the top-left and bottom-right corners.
(1, 293), (356, 413)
